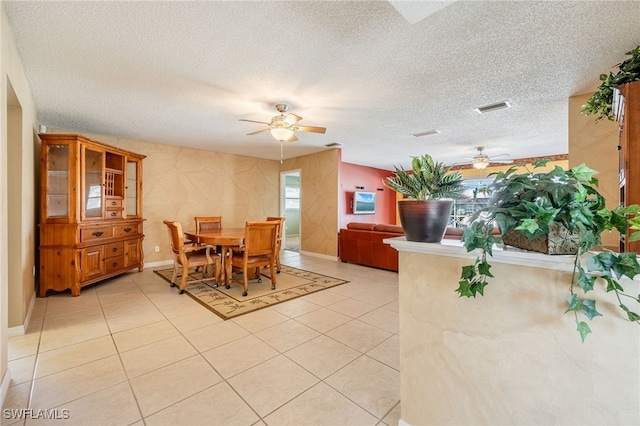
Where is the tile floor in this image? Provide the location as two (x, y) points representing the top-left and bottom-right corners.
(3, 251), (400, 426)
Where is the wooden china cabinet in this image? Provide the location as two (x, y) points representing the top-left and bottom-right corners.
(614, 80), (640, 253)
(39, 134), (146, 296)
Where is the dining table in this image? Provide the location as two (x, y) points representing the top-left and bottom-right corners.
(183, 228), (245, 287)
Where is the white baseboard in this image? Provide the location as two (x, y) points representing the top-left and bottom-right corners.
(7, 292), (36, 337)
(144, 259), (173, 269)
(1, 369), (12, 409)
(298, 250), (339, 262)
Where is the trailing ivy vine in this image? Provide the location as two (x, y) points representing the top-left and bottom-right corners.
(456, 161), (640, 342)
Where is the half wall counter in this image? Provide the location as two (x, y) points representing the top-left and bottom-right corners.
(385, 237), (640, 426)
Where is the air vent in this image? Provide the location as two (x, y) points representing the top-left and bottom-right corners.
(325, 142), (342, 147)
(411, 129), (440, 137)
(474, 101), (511, 114)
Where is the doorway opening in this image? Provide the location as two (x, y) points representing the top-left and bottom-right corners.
(281, 170), (300, 251)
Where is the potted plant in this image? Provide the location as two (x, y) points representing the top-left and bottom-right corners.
(581, 45), (640, 122)
(383, 153), (465, 242)
(456, 160), (640, 342)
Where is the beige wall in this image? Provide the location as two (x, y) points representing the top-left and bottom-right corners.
(1, 4), (39, 399)
(568, 92), (620, 250)
(394, 245), (639, 425)
(283, 149), (340, 257)
(48, 129), (284, 264)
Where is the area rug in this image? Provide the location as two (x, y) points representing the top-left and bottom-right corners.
(154, 265), (349, 319)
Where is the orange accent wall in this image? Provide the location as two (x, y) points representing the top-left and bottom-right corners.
(339, 162), (396, 228)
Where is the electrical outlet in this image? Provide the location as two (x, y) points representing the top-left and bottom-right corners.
(154, 245), (160, 253)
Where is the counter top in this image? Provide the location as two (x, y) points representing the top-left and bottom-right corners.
(384, 236), (578, 273)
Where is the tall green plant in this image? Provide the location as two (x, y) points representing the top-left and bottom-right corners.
(383, 154), (464, 200)
(582, 45), (640, 122)
(456, 160), (640, 342)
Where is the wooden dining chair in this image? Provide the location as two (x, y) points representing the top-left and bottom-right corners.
(193, 215), (223, 257)
(195, 216), (222, 233)
(266, 216), (286, 273)
(228, 221), (279, 296)
(163, 220), (222, 294)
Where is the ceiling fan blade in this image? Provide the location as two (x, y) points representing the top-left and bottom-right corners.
(490, 160), (513, 164)
(246, 128), (270, 136)
(295, 125), (326, 134)
(490, 154), (511, 159)
(239, 119), (271, 125)
(283, 113), (303, 125)
(286, 134), (299, 142)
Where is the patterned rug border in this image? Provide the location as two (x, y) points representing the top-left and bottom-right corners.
(153, 265), (349, 320)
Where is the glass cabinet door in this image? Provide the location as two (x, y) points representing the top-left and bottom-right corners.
(45, 144), (70, 219)
(84, 147), (104, 219)
(125, 159), (140, 217)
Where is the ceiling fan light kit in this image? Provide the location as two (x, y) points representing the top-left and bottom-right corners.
(240, 103), (326, 141)
(467, 146), (513, 169)
(472, 159), (489, 169)
(270, 127), (295, 142)
(240, 103), (327, 162)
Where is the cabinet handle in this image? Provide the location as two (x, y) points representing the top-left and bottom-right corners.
(112, 247), (118, 252)
(123, 227), (132, 232)
(110, 212), (117, 217)
(110, 201), (117, 206)
(112, 262), (118, 267)
(92, 231), (104, 237)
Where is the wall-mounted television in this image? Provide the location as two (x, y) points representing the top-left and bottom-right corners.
(353, 191), (376, 215)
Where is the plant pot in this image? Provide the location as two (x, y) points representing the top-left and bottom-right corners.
(501, 223), (579, 255)
(398, 199), (453, 243)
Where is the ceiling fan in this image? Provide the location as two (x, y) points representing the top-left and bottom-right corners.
(239, 104), (326, 143)
(464, 146), (513, 169)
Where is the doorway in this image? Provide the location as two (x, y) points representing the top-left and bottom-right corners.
(281, 170), (300, 251)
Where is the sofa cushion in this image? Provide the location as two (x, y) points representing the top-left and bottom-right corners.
(346, 222), (376, 231)
(373, 224), (404, 234)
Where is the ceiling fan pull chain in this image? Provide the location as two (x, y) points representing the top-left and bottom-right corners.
(280, 140), (284, 164)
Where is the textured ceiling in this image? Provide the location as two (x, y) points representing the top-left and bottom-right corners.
(4, 1), (639, 170)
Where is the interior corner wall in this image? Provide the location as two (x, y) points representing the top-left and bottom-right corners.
(1, 4), (40, 403)
(282, 149), (340, 257)
(339, 162), (395, 229)
(568, 92), (620, 250)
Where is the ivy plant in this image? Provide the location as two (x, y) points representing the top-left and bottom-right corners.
(581, 45), (640, 122)
(456, 160), (640, 342)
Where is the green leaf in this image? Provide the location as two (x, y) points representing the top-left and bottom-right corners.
(581, 299), (602, 321)
(577, 321), (592, 343)
(620, 304), (640, 322)
(456, 279), (474, 298)
(515, 218), (539, 235)
(570, 164), (598, 184)
(576, 264), (596, 293)
(477, 260), (494, 278)
(460, 264), (476, 280)
(602, 275), (623, 292)
(471, 279), (488, 296)
(612, 252), (640, 280)
(565, 294), (581, 313)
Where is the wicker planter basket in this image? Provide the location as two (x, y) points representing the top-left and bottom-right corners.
(501, 223), (579, 255)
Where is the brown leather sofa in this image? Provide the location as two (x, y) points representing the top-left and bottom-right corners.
(339, 223), (404, 271)
(338, 222), (467, 272)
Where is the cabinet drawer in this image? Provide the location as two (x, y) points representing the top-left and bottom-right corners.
(106, 255), (125, 273)
(80, 226), (114, 242)
(106, 210), (123, 219)
(105, 242), (124, 258)
(106, 198), (123, 209)
(116, 223), (140, 238)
